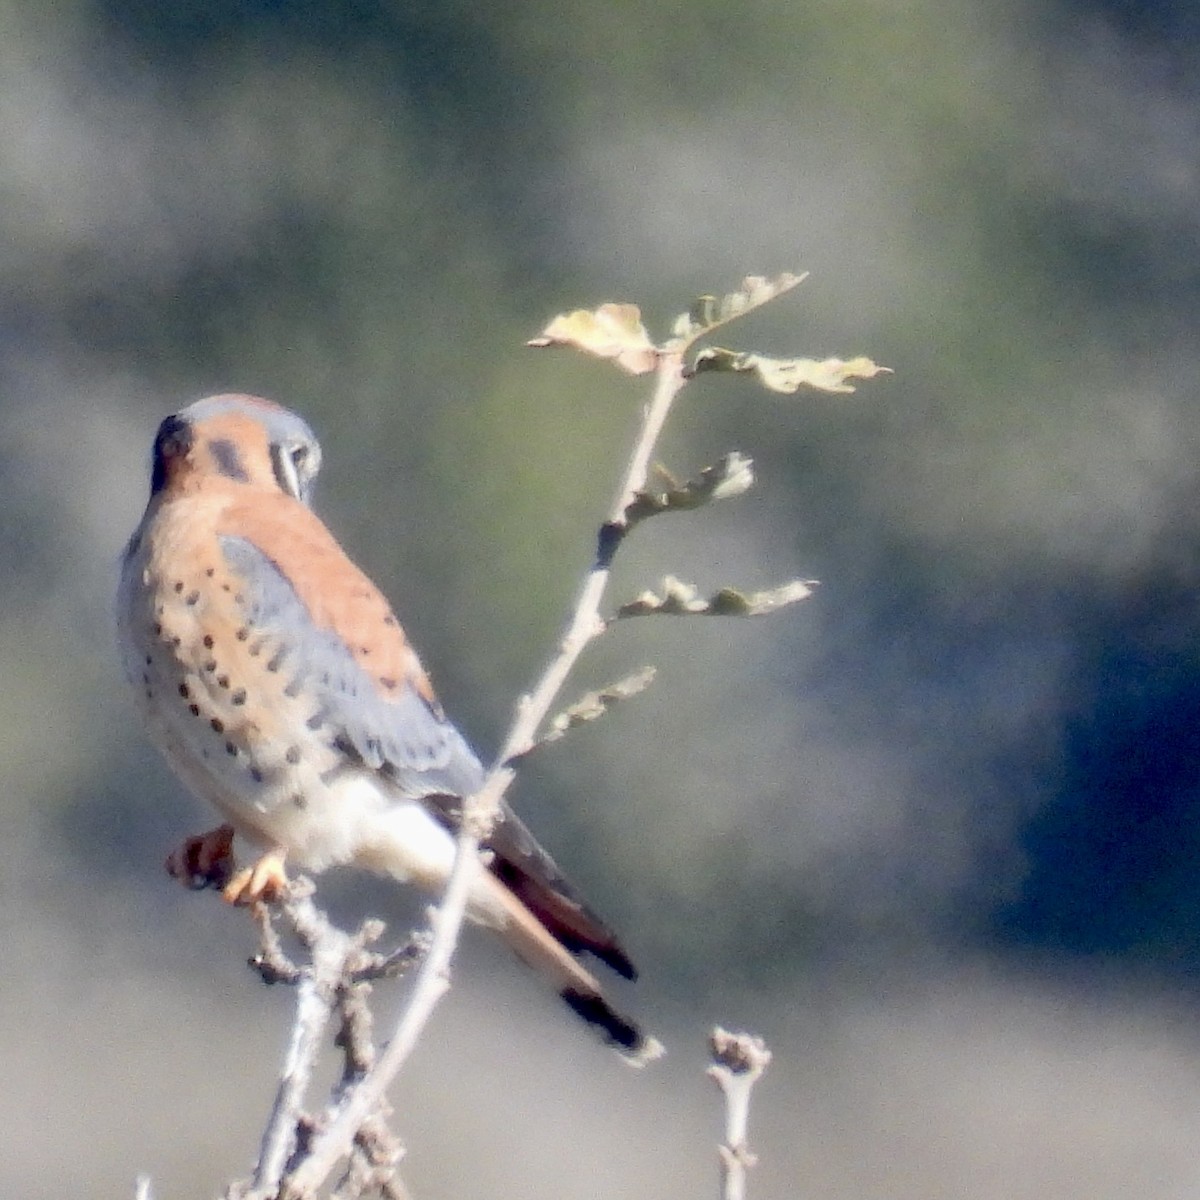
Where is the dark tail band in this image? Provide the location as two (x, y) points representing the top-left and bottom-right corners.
(561, 988), (665, 1065)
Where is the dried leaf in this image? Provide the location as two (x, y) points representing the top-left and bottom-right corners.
(616, 576), (816, 619)
(670, 272), (808, 346)
(624, 452), (755, 526)
(706, 581), (817, 615)
(691, 347), (891, 394)
(541, 667), (658, 745)
(528, 303), (659, 374)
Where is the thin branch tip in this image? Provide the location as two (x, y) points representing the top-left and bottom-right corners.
(710, 1028), (771, 1200)
(709, 1026), (773, 1076)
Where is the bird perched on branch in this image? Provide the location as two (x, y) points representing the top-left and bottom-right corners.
(118, 394), (656, 1060)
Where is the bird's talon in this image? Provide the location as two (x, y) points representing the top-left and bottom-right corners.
(221, 852), (290, 906)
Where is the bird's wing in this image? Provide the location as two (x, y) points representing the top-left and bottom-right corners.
(216, 504), (484, 800)
(216, 496), (636, 978)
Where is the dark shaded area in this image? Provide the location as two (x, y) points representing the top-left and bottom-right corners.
(1054, 0), (1200, 43)
(996, 569), (1200, 973)
(97, 1), (491, 94)
(91, 1), (563, 259)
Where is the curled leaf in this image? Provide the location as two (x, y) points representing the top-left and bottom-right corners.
(671, 272), (808, 346)
(528, 304), (659, 374)
(616, 576), (816, 619)
(690, 347), (891, 394)
(540, 667), (658, 746)
(624, 452), (755, 526)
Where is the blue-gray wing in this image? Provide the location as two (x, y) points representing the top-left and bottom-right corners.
(221, 535), (486, 800)
(221, 533), (636, 978)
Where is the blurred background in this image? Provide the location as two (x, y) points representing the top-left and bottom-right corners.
(4, 1), (1200, 1196)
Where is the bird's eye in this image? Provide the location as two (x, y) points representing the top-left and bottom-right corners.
(270, 438), (319, 503)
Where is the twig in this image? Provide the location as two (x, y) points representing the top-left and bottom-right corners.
(256, 968), (334, 1191)
(227, 889), (417, 1200)
(285, 347), (690, 1196)
(231, 893), (348, 1198)
(708, 1028), (772, 1200)
(330, 1115), (408, 1200)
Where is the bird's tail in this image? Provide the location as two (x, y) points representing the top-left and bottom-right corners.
(476, 873), (663, 1065)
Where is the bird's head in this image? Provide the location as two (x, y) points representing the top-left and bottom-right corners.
(149, 394), (322, 505)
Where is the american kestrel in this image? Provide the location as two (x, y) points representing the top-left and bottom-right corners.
(118, 394), (653, 1057)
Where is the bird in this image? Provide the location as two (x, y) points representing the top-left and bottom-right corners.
(117, 393), (658, 1061)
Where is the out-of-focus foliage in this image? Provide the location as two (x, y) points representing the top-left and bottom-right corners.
(5, 1), (1200, 1198)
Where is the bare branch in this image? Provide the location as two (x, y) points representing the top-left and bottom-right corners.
(708, 1028), (773, 1200)
(195, 887), (422, 1200)
(346, 931), (429, 985)
(329, 1116), (407, 1200)
(252, 967), (334, 1193)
